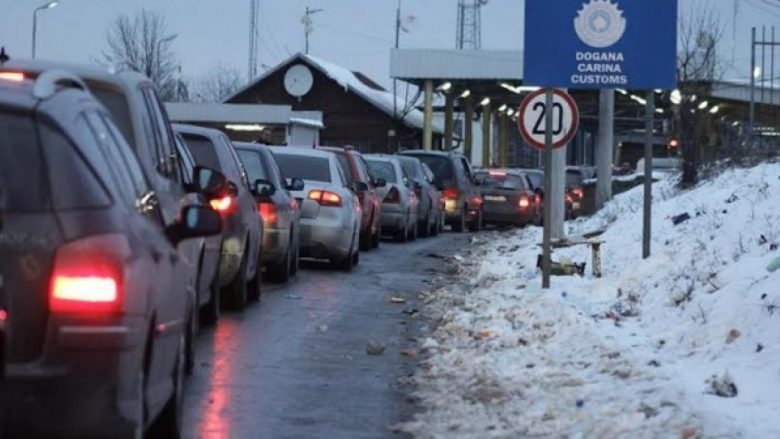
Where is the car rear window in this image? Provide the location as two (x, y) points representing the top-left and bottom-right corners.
(525, 172), (543, 188)
(477, 173), (528, 191)
(398, 158), (420, 179)
(366, 160), (397, 183)
(334, 153), (354, 185)
(566, 171), (583, 187)
(410, 155), (454, 185)
(274, 153), (331, 183)
(89, 86), (135, 148)
(237, 149), (269, 183)
(181, 134), (222, 171)
(0, 112), (49, 212)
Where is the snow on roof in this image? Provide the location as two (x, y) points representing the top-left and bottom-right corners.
(289, 117), (325, 129)
(303, 54), (444, 134)
(227, 53), (444, 134)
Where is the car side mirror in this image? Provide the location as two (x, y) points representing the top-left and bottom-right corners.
(167, 205), (222, 245)
(192, 166), (228, 198)
(413, 181), (423, 190)
(287, 177), (305, 192)
(473, 178), (484, 186)
(374, 178), (387, 188)
(353, 181), (369, 193)
(254, 179), (276, 198)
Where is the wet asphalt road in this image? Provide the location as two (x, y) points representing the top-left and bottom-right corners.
(182, 233), (471, 439)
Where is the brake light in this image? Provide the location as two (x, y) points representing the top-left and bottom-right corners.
(0, 309), (7, 322)
(471, 195), (483, 205)
(518, 196), (531, 209)
(210, 196), (234, 213)
(259, 202), (278, 223)
(0, 72), (25, 82)
(308, 190), (343, 207)
(442, 187), (459, 200)
(384, 186), (401, 204)
(48, 234), (129, 314)
(488, 170), (506, 176)
(566, 194), (573, 203)
(571, 187), (584, 199)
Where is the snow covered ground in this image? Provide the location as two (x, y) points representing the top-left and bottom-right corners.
(399, 162), (780, 438)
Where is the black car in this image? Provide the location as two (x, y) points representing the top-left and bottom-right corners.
(399, 150), (483, 232)
(475, 170), (542, 227)
(234, 142), (303, 283)
(0, 71), (221, 437)
(174, 124), (264, 309)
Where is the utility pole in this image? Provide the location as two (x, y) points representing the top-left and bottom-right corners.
(392, 0), (401, 151)
(595, 89), (615, 209)
(249, 0), (259, 80)
(303, 7), (323, 55)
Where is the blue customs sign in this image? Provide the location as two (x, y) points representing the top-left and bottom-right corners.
(524, 0), (678, 90)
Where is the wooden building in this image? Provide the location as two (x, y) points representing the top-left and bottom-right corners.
(225, 53), (444, 153)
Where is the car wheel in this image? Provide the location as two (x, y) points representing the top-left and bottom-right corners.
(247, 248), (263, 302)
(199, 274), (220, 326)
(148, 333), (184, 438)
(452, 207), (466, 232)
(222, 249), (248, 311)
(290, 235), (300, 276)
(267, 239), (292, 283)
(371, 225), (381, 249)
(430, 214), (440, 236)
(419, 214), (430, 238)
(408, 219), (418, 241)
(359, 216), (373, 251)
(124, 369), (146, 439)
(395, 224), (408, 242)
(352, 247), (360, 266)
(185, 310), (196, 376)
(468, 208), (483, 232)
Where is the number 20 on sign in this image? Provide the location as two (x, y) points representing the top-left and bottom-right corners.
(517, 89), (580, 150)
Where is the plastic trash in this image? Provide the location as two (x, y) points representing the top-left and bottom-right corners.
(671, 213), (691, 225)
(767, 256), (780, 273)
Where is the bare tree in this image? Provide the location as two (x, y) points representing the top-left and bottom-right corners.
(675, 1), (727, 185)
(102, 9), (181, 101)
(190, 66), (246, 103)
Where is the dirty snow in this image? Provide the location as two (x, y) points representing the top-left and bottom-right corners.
(400, 162), (780, 438)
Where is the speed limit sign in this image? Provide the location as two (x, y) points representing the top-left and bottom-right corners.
(518, 88), (579, 150)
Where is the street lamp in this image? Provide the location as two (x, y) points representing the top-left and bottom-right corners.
(32, 0), (59, 59)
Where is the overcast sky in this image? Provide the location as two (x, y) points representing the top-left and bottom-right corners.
(0, 0), (776, 88)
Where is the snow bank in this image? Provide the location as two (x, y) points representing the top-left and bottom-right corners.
(400, 163), (780, 438)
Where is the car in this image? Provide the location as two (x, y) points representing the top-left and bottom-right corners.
(364, 155), (420, 242)
(1, 59), (231, 371)
(174, 124), (264, 309)
(319, 146), (385, 251)
(234, 142), (303, 283)
(0, 70), (222, 437)
(520, 168), (575, 222)
(271, 147), (361, 271)
(174, 133), (223, 325)
(474, 169), (542, 227)
(395, 155), (444, 237)
(399, 150), (483, 232)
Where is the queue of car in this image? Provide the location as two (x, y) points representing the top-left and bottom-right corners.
(0, 56), (557, 437)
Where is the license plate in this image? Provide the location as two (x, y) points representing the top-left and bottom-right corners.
(484, 195), (506, 202)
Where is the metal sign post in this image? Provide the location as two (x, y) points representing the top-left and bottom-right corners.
(518, 89), (579, 288)
(542, 89), (554, 288)
(642, 90), (654, 258)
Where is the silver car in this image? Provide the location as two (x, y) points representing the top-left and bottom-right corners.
(365, 155), (420, 242)
(396, 155), (444, 237)
(272, 148), (361, 271)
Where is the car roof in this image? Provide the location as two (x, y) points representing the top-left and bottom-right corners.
(272, 146), (335, 160)
(1, 59), (151, 92)
(233, 142), (270, 153)
(172, 123), (225, 141)
(364, 154), (400, 164)
(400, 150), (461, 159)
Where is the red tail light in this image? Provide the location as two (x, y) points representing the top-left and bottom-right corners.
(384, 186), (401, 204)
(308, 189), (343, 207)
(259, 202), (278, 223)
(49, 234), (129, 314)
(442, 187), (459, 200)
(210, 195), (235, 213)
(0, 309), (7, 322)
(518, 196), (531, 209)
(571, 187), (584, 199)
(566, 194), (573, 203)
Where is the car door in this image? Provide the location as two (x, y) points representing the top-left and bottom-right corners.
(459, 156), (481, 210)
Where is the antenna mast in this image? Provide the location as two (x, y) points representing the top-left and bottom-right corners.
(456, 0), (488, 49)
(249, 0), (259, 79)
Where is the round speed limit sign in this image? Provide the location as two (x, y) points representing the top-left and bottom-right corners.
(517, 89), (580, 150)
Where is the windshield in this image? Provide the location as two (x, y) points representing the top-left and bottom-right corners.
(398, 159), (420, 179)
(366, 160), (397, 183)
(525, 172), (543, 189)
(411, 155), (454, 185)
(566, 171), (583, 187)
(89, 86), (135, 149)
(181, 134), (222, 171)
(237, 149), (269, 183)
(334, 153), (354, 184)
(476, 173), (527, 190)
(274, 153), (331, 182)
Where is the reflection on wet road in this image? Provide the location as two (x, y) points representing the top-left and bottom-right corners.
(183, 234), (470, 439)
